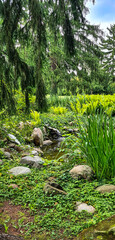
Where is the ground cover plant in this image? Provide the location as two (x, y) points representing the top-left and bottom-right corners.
(0, 157), (115, 239)
(0, 94), (115, 240)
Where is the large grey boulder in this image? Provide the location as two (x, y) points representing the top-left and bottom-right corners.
(76, 202), (95, 213)
(69, 165), (93, 180)
(31, 128), (43, 146)
(8, 134), (21, 145)
(8, 166), (31, 176)
(96, 184), (115, 193)
(20, 155), (44, 168)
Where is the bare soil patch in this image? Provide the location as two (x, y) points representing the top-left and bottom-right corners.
(0, 201), (34, 238)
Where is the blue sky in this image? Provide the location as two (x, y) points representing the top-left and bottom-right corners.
(86, 0), (115, 32)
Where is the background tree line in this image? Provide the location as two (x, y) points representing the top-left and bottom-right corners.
(0, 0), (115, 113)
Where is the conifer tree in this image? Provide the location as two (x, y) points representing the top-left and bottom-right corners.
(100, 24), (115, 83)
(0, 0), (102, 112)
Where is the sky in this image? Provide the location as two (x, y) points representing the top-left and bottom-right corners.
(86, 0), (115, 33)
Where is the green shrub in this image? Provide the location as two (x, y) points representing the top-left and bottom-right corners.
(49, 106), (68, 115)
(30, 110), (41, 126)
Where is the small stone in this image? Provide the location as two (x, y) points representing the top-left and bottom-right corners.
(8, 166), (31, 176)
(0, 148), (11, 159)
(20, 155), (44, 168)
(69, 122), (73, 126)
(108, 226), (115, 236)
(33, 147), (43, 155)
(43, 140), (53, 146)
(8, 184), (18, 189)
(96, 184), (115, 193)
(8, 134), (21, 145)
(76, 202), (95, 213)
(31, 150), (38, 155)
(76, 201), (82, 206)
(4, 151), (11, 159)
(44, 183), (67, 195)
(70, 165), (93, 180)
(18, 121), (24, 130)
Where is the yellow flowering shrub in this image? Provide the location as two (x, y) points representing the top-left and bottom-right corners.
(49, 106), (68, 115)
(15, 90), (26, 111)
(30, 110), (41, 126)
(70, 94), (115, 116)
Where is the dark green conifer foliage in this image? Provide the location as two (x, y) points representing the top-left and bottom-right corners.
(0, 0), (101, 112)
(100, 24), (115, 83)
(0, 0), (31, 112)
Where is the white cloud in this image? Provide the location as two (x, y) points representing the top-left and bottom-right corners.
(86, 0), (115, 33)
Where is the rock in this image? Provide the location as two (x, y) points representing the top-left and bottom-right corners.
(44, 182), (67, 195)
(96, 184), (115, 193)
(31, 128), (43, 146)
(55, 137), (65, 142)
(69, 165), (93, 180)
(76, 202), (95, 213)
(63, 126), (79, 135)
(18, 121), (24, 130)
(0, 148), (4, 154)
(31, 150), (38, 155)
(3, 151), (11, 159)
(8, 166), (31, 176)
(94, 230), (107, 237)
(44, 125), (62, 140)
(8, 184), (18, 189)
(0, 148), (11, 159)
(43, 140), (53, 146)
(20, 155), (44, 168)
(94, 227), (115, 238)
(69, 121), (73, 126)
(0, 233), (24, 240)
(18, 121), (31, 130)
(0, 160), (3, 164)
(108, 226), (115, 236)
(8, 134), (21, 145)
(33, 147), (43, 156)
(8, 143), (22, 152)
(22, 145), (31, 150)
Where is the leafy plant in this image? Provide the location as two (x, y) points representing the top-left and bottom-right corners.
(77, 114), (115, 179)
(70, 94), (115, 116)
(49, 106), (68, 115)
(30, 110), (41, 126)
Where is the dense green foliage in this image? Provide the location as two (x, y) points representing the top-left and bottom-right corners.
(0, 1), (115, 238)
(101, 24), (115, 84)
(0, 99), (115, 239)
(1, 0), (114, 114)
